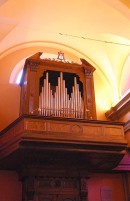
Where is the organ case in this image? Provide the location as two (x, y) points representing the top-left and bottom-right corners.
(20, 52), (96, 120)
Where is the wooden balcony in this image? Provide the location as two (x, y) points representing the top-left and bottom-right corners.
(0, 115), (127, 172)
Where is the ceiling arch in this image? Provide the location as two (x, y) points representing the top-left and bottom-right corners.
(6, 41), (115, 99)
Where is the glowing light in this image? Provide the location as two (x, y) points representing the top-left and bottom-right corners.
(95, 89), (112, 112)
(16, 69), (23, 84)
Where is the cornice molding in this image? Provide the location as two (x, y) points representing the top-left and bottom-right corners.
(124, 120), (130, 133)
(105, 92), (130, 121)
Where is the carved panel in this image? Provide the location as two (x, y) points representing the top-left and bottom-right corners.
(26, 120), (46, 131)
(23, 118), (126, 144)
(48, 122), (70, 133)
(23, 176), (84, 201)
(82, 125), (102, 139)
(70, 124), (83, 134)
(104, 126), (124, 142)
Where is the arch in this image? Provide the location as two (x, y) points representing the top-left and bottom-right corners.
(6, 41), (111, 84)
(5, 41), (115, 111)
(9, 58), (26, 84)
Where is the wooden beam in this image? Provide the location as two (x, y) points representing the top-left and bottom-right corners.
(105, 92), (130, 121)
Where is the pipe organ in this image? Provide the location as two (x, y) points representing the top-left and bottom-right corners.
(20, 52), (96, 120)
(39, 71), (84, 118)
(1, 52), (127, 201)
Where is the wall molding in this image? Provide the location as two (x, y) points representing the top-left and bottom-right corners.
(105, 92), (130, 121)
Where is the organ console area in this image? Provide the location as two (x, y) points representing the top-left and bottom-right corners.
(20, 52), (97, 120)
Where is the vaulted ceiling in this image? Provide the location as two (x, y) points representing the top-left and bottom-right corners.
(0, 0), (130, 130)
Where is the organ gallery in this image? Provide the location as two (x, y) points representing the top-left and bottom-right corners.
(0, 52), (127, 201)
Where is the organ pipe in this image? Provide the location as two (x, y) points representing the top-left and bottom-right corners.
(39, 71), (84, 118)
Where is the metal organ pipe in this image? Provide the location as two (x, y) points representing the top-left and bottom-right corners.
(39, 72), (84, 118)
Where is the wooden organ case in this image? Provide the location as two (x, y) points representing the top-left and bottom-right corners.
(20, 52), (96, 120)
